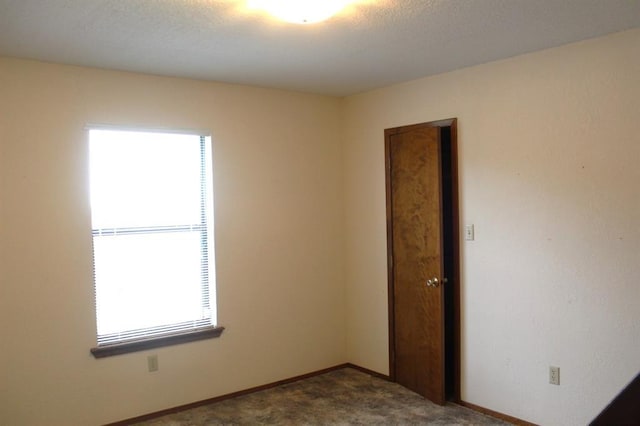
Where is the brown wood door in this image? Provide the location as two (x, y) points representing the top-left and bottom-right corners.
(386, 123), (447, 405)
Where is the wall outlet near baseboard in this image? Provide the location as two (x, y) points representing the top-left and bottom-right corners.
(549, 366), (560, 385)
(148, 355), (159, 372)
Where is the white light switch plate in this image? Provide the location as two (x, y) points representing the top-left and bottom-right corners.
(465, 224), (475, 241)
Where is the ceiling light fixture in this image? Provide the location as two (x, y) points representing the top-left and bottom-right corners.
(247, 0), (354, 24)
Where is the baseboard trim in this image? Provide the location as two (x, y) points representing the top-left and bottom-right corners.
(345, 362), (391, 381)
(458, 400), (537, 426)
(105, 363), (352, 425)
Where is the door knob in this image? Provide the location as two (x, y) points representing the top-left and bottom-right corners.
(426, 277), (448, 288)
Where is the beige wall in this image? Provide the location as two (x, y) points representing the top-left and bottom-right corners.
(343, 29), (640, 425)
(1, 28), (639, 426)
(0, 60), (346, 425)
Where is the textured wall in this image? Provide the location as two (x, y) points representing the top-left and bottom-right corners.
(1, 28), (639, 426)
(343, 29), (640, 426)
(0, 59), (346, 425)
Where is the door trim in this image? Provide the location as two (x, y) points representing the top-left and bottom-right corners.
(385, 118), (461, 402)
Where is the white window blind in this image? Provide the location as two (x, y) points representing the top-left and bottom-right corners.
(88, 128), (216, 346)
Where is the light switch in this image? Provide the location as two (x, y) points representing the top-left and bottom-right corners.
(465, 224), (475, 241)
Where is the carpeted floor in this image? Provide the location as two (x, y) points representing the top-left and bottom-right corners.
(134, 368), (511, 425)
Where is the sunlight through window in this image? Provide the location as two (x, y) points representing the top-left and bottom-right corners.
(89, 128), (216, 346)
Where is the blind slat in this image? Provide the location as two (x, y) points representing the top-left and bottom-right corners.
(97, 319), (213, 346)
(92, 224), (206, 236)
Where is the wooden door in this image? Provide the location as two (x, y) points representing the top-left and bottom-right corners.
(385, 120), (457, 405)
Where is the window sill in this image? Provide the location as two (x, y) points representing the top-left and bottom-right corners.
(90, 326), (225, 358)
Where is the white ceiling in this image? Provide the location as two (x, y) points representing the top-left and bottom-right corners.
(0, 0), (638, 96)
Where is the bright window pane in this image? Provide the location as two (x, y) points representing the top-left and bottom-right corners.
(93, 232), (207, 335)
(89, 130), (203, 229)
(88, 128), (216, 345)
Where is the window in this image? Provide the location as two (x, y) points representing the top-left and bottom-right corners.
(88, 128), (222, 358)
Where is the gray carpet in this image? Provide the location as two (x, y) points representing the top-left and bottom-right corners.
(134, 368), (511, 425)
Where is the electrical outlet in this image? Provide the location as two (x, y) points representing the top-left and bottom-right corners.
(549, 366), (560, 385)
(147, 355), (159, 372)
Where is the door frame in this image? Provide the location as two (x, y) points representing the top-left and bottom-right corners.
(384, 118), (461, 402)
